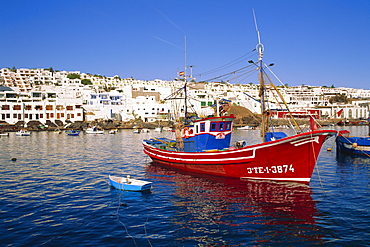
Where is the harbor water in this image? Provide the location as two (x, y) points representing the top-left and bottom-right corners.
(0, 126), (369, 246)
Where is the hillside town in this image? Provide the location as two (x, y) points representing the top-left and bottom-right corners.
(0, 67), (369, 128)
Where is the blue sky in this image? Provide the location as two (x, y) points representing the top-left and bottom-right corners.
(1, 0), (369, 89)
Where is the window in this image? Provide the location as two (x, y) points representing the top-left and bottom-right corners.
(46, 105), (53, 110)
(2, 105), (10, 110)
(13, 105), (21, 110)
(66, 106), (73, 110)
(210, 122), (217, 131)
(219, 122), (225, 131)
(225, 121), (232, 131)
(200, 123), (205, 132)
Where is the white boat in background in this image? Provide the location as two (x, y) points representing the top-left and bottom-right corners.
(109, 129), (118, 134)
(154, 127), (162, 132)
(16, 129), (31, 136)
(237, 126), (254, 130)
(85, 126), (104, 134)
(0, 131), (9, 136)
(108, 175), (152, 191)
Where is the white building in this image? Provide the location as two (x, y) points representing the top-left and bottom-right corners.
(0, 90), (83, 125)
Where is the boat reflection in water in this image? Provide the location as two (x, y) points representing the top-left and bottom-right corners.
(146, 162), (325, 245)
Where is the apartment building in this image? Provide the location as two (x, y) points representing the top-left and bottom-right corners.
(0, 90), (83, 125)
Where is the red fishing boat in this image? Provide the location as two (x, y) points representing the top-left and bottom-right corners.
(143, 15), (336, 183)
(143, 122), (336, 183)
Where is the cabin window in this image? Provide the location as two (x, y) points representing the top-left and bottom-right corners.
(210, 122), (217, 131)
(200, 123), (205, 132)
(225, 121), (232, 131)
(219, 122), (225, 131)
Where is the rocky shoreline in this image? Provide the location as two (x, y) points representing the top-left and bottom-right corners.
(0, 117), (368, 133)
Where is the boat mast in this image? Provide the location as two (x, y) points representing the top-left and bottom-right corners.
(253, 10), (269, 138)
(184, 35), (188, 123)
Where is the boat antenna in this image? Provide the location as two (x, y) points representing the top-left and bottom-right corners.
(253, 9), (264, 61)
(253, 10), (269, 138)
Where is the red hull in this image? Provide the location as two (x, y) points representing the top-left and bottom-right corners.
(143, 130), (336, 183)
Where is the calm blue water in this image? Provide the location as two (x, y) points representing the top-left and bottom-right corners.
(1, 126), (369, 246)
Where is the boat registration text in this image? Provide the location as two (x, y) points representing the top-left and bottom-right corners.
(246, 164), (295, 174)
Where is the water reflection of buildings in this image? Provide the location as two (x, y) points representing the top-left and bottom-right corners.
(146, 162), (326, 245)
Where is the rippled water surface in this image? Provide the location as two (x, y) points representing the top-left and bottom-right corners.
(1, 126), (369, 246)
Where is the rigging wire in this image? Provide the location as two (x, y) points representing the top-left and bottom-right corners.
(195, 50), (258, 78)
(204, 64), (256, 82)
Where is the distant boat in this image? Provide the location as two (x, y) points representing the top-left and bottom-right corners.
(109, 129), (118, 134)
(108, 175), (152, 191)
(16, 129), (31, 136)
(0, 131), (9, 137)
(237, 126), (254, 130)
(336, 130), (370, 157)
(85, 126), (104, 134)
(66, 130), (80, 136)
(154, 127), (162, 132)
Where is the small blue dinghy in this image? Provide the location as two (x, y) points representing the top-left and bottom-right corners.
(109, 175), (152, 191)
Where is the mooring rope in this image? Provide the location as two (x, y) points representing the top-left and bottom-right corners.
(310, 131), (326, 195)
(115, 191), (138, 247)
(41, 198), (116, 245)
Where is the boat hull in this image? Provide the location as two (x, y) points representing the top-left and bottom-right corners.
(143, 130), (336, 183)
(66, 130), (80, 136)
(336, 131), (370, 156)
(16, 130), (31, 136)
(85, 131), (104, 134)
(108, 175), (152, 191)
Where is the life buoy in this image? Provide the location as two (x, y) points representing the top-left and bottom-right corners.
(183, 127), (190, 138)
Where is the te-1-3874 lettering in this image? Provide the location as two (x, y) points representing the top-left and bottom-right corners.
(246, 164), (295, 174)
